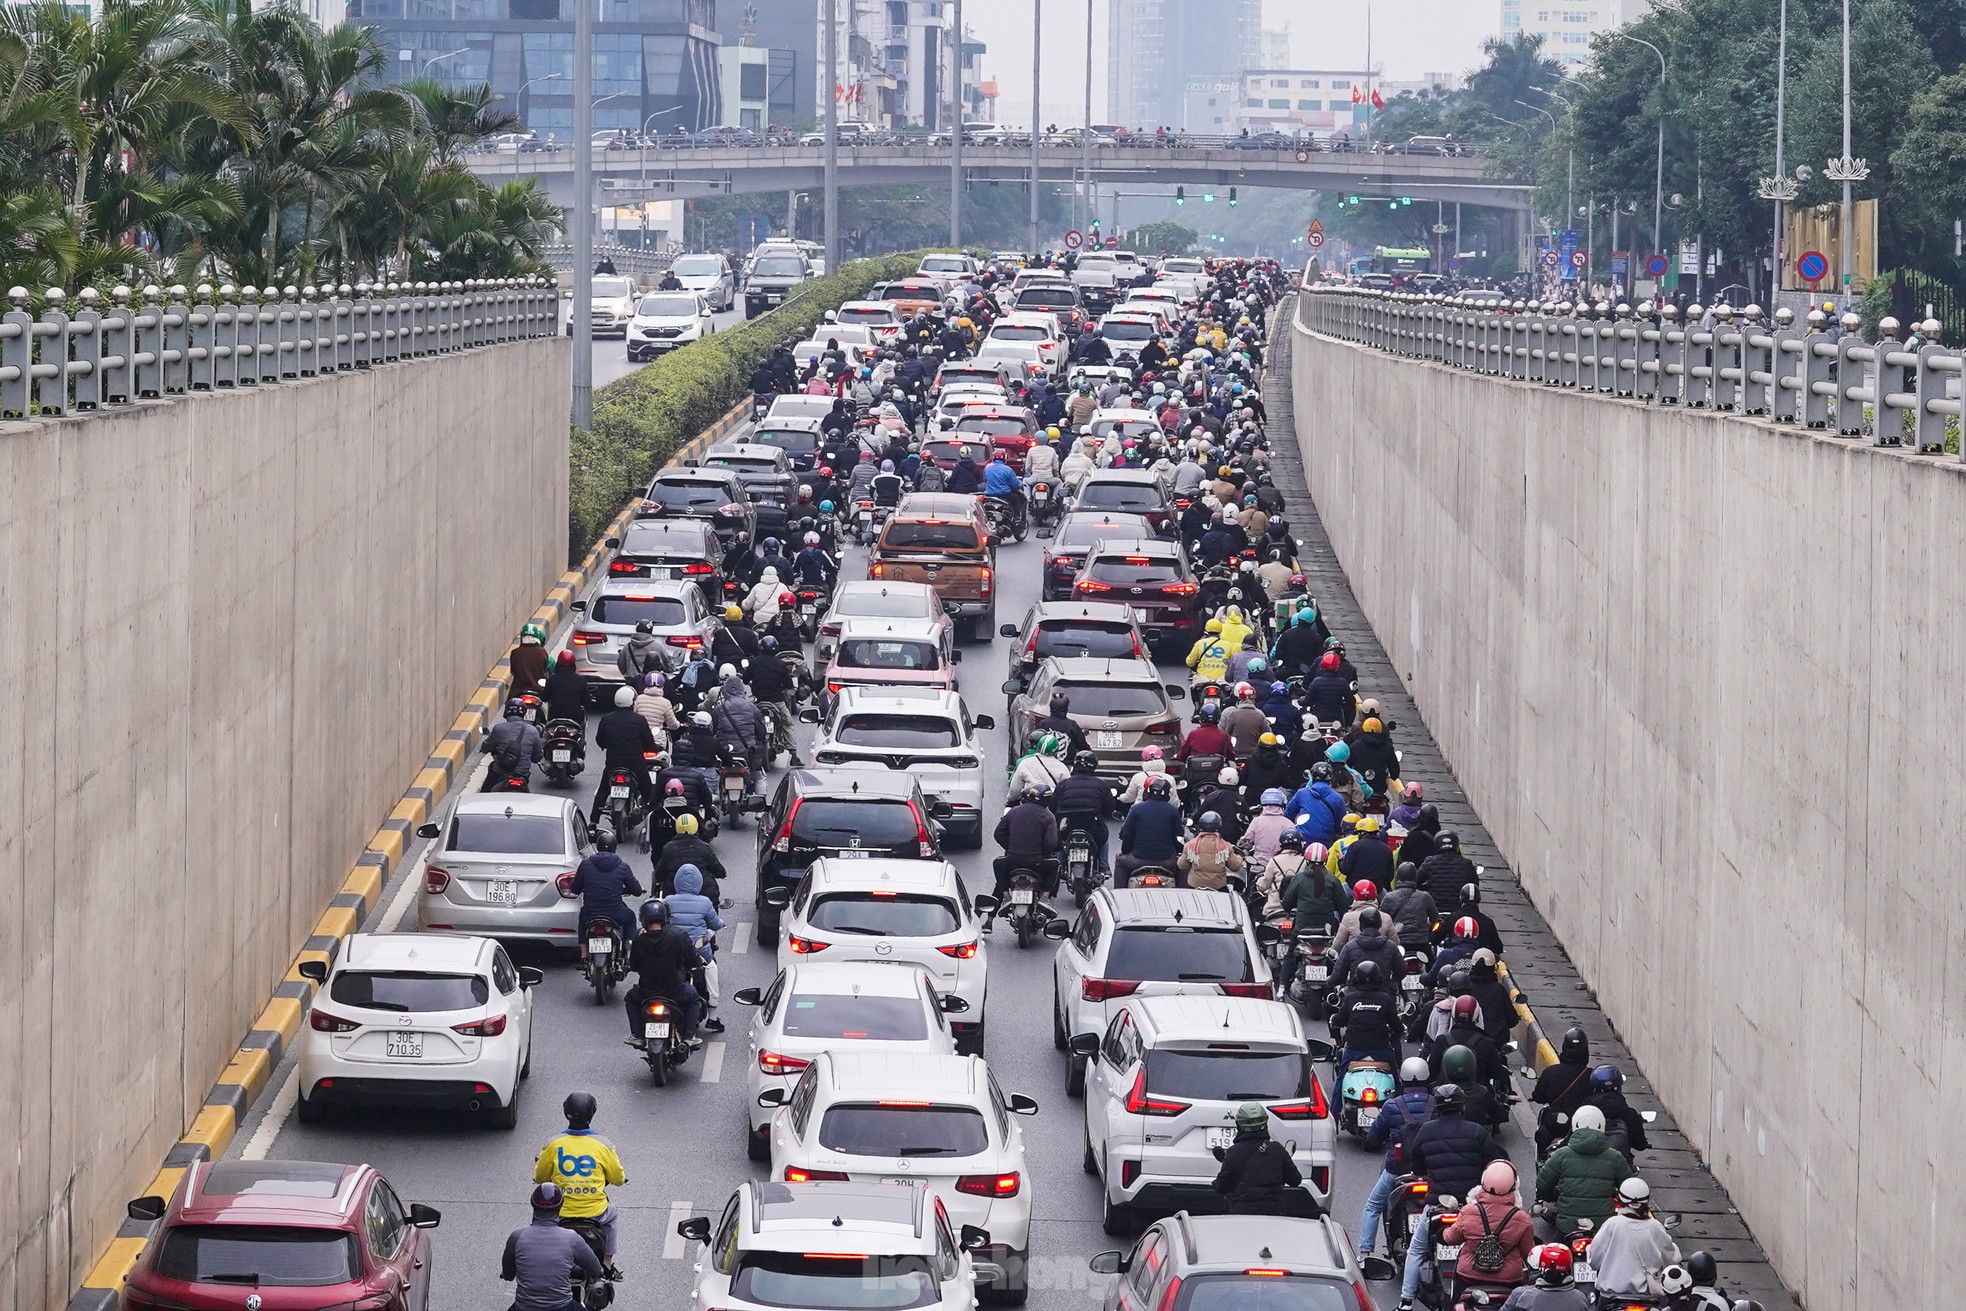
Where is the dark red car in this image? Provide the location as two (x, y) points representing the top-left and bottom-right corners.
(123, 1161), (440, 1311)
(1073, 536), (1202, 654)
(951, 405), (1039, 472)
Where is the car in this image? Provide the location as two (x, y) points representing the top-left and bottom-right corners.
(950, 405), (1039, 471)
(626, 290), (715, 361)
(984, 312), (1066, 374)
(1404, 134), (1458, 154)
(1071, 537), (1201, 653)
(565, 274), (638, 337)
(745, 415), (825, 474)
(1049, 126), (1117, 146)
(872, 278), (947, 316)
(800, 119), (880, 146)
(1049, 888), (1278, 1097)
(638, 465), (756, 540)
(604, 517), (725, 602)
(917, 252), (981, 286)
(866, 493), (998, 638)
(821, 615), (962, 704)
(831, 299), (907, 345)
(677, 1180), (991, 1311)
(768, 859), (991, 1043)
(753, 767), (952, 943)
(692, 124), (763, 147)
(931, 360), (1013, 400)
(1072, 469), (1177, 535)
(921, 432), (997, 472)
(765, 393), (839, 424)
(934, 387), (1013, 426)
(122, 1161), (441, 1311)
(804, 687), (995, 847)
(731, 960), (965, 1154)
(792, 338), (871, 371)
(567, 579), (719, 695)
(1086, 1211), (1388, 1308)
(1000, 600), (1150, 687)
(415, 794), (594, 945)
(1095, 312), (1162, 354)
(762, 1053), (1037, 1299)
(973, 339), (1046, 384)
(1078, 409), (1164, 464)
(1003, 656), (1186, 777)
(294, 932), (541, 1127)
(1009, 282), (1087, 331)
(1075, 995), (1335, 1232)
(1042, 511), (1158, 599)
(745, 248), (813, 316)
(1224, 130), (1302, 150)
(812, 579), (950, 669)
(702, 442), (798, 537)
(666, 252), (735, 310)
(1157, 256), (1207, 277)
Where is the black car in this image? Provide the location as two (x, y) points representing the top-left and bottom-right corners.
(1043, 511), (1158, 600)
(753, 769), (952, 945)
(702, 443), (798, 539)
(1072, 470), (1179, 536)
(1224, 131), (1303, 150)
(606, 518), (726, 605)
(639, 466), (756, 542)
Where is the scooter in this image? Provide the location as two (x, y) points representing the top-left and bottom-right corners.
(794, 585), (828, 641)
(600, 767), (649, 840)
(581, 917), (631, 1005)
(1291, 927), (1334, 1015)
(1000, 867), (1053, 948)
(982, 492), (1029, 543)
(637, 993), (692, 1086)
(557, 1216), (619, 1307)
(1059, 819), (1104, 905)
(1398, 948), (1431, 1037)
(1029, 479), (1061, 538)
(483, 764), (532, 793)
(508, 690), (546, 726)
(1335, 1056), (1396, 1139)
(718, 762), (751, 826)
(541, 719), (586, 786)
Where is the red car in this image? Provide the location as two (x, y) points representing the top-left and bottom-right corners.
(951, 405), (1038, 472)
(123, 1160), (440, 1311)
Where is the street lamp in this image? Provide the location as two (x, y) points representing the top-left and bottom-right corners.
(1755, 0), (1792, 302)
(1616, 31), (1667, 280)
(423, 46), (471, 75)
(1514, 99), (1567, 221)
(1824, 0), (1868, 297)
(640, 105), (683, 181)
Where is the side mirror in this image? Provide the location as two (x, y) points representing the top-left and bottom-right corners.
(1088, 1250), (1126, 1275)
(744, 794), (770, 812)
(1305, 1036), (1336, 1061)
(1360, 1256), (1398, 1282)
(998, 623), (1020, 638)
(960, 1224), (991, 1251)
(675, 1216), (713, 1244)
(1007, 1093), (1039, 1116)
(971, 894), (999, 915)
(1068, 1032), (1100, 1058)
(973, 714), (995, 731)
(519, 967), (545, 989)
(940, 994), (970, 1014)
(416, 821), (441, 840)
(1000, 678), (1026, 696)
(1164, 683), (1188, 699)
(949, 649), (962, 664)
(762, 886), (793, 909)
(732, 987), (764, 1007)
(297, 959), (328, 984)
(127, 1196), (167, 1222)
(408, 1203), (442, 1229)
(570, 599), (588, 613)
(1253, 924), (1281, 949)
(604, 536), (620, 548)
(756, 1087), (789, 1108)
(798, 706), (821, 723)
(1042, 918), (1072, 940)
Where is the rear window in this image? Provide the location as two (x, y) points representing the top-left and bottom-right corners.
(921, 257), (969, 273)
(1177, 1277), (1356, 1311)
(1055, 681), (1168, 717)
(838, 307), (894, 324)
(1077, 483), (1162, 513)
(620, 525), (709, 558)
(991, 325), (1049, 342)
(154, 1227), (360, 1287)
(731, 1253), (940, 1310)
(329, 971), (489, 1012)
(1104, 927), (1254, 982)
(836, 639), (941, 671)
(1086, 555), (1184, 585)
(644, 481), (731, 512)
(955, 417), (1034, 439)
(706, 456), (777, 476)
(1056, 517), (1152, 550)
(590, 595), (687, 626)
(1017, 289), (1076, 309)
(754, 256), (805, 277)
(939, 369), (1002, 387)
(1143, 1049), (1309, 1101)
(790, 800), (922, 847)
(447, 814), (565, 855)
(781, 992), (929, 1041)
(836, 714), (960, 748)
(807, 892), (961, 936)
(817, 1103), (988, 1156)
(750, 428), (819, 455)
(1034, 623), (1136, 659)
(1102, 319), (1157, 342)
(838, 591), (935, 620)
(883, 521), (980, 551)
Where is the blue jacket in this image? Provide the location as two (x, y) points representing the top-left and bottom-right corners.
(1364, 1087), (1434, 1173)
(982, 461), (1022, 495)
(1423, 939), (1477, 988)
(1118, 799), (1185, 863)
(666, 864), (725, 945)
(1260, 689), (1302, 740)
(570, 852), (643, 916)
(1287, 782), (1345, 844)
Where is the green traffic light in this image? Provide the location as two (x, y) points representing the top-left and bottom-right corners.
(1203, 192), (1215, 202)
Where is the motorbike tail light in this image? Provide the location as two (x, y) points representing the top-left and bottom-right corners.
(759, 1049), (810, 1076)
(555, 872), (577, 898)
(571, 630), (606, 645)
(644, 1001), (670, 1017)
(783, 1167), (849, 1183)
(787, 935), (829, 954)
(667, 635), (704, 648)
(954, 1172), (1021, 1198)
(1220, 982), (1275, 1000)
(452, 1014), (507, 1037)
(423, 867), (450, 894)
(684, 561), (715, 574)
(1076, 579), (1112, 593)
(1083, 977), (1139, 1002)
(1361, 1086), (1380, 1104)
(773, 798), (802, 853)
(936, 941), (978, 959)
(309, 1009), (360, 1033)
(1571, 1238), (1593, 1258)
(610, 770), (634, 785)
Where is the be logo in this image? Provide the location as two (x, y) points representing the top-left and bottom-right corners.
(558, 1147), (600, 1178)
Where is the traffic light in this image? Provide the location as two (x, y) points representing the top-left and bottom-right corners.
(1175, 186), (1186, 205)
(1228, 187), (1238, 206)
(1203, 190), (1216, 203)
(1400, 196), (1412, 206)
(1388, 201), (1397, 210)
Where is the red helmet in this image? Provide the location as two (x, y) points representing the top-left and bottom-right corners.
(1454, 915), (1480, 940)
(1319, 652), (1340, 671)
(1452, 994), (1480, 1020)
(779, 591), (796, 606)
(1352, 880), (1378, 902)
(555, 650), (576, 668)
(1531, 1243), (1575, 1283)
(1234, 682), (1255, 701)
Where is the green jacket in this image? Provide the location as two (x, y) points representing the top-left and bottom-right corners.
(1278, 862), (1350, 926)
(1535, 1127), (1633, 1231)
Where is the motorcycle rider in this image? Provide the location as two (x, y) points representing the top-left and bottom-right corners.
(1258, 682), (1303, 743)
(1332, 880), (1394, 955)
(792, 532), (837, 589)
(745, 637), (802, 768)
(1457, 882), (1507, 955)
(1424, 916), (1485, 988)
(1305, 651), (1355, 728)
(1332, 907), (1404, 988)
(1033, 692), (1091, 758)
(1355, 1056), (1436, 1264)
(1584, 1179), (1679, 1301)
(1399, 1083), (1510, 1310)
(1680, 1252), (1733, 1311)
(1532, 1028), (1597, 1157)
(986, 786), (1060, 926)
(1178, 811), (1244, 891)
(1242, 788), (1296, 871)
(1051, 751), (1118, 873)
(501, 1183), (605, 1311)
(1332, 959), (1403, 1093)
(1339, 814), (1397, 888)
(632, 672), (682, 749)
(1184, 617), (1232, 683)
(1584, 1065), (1652, 1159)
(1174, 703), (1234, 771)
(1467, 950), (1519, 1047)
(616, 620), (666, 688)
(1429, 995), (1505, 1090)
(589, 686), (657, 825)
(543, 650), (587, 727)
(532, 1093), (626, 1278)
(508, 624), (550, 696)
(570, 826), (644, 944)
(1441, 1161), (1537, 1292)
(708, 671), (766, 790)
(665, 864), (726, 1032)
(710, 606), (761, 672)
(484, 698), (544, 788)
(1115, 776), (1184, 887)
(1417, 829), (1479, 917)
(651, 812), (726, 896)
(1193, 766), (1245, 840)
(1389, 781), (1426, 830)
(1498, 1245), (1593, 1311)
(981, 449), (1025, 524)
(624, 899), (703, 1050)
(1347, 715), (1400, 796)
(1534, 1104), (1634, 1239)
(1006, 732), (1072, 799)
(1398, 803), (1443, 870)
(1287, 762), (1347, 846)
(1220, 682), (1270, 757)
(668, 711), (726, 805)
(1210, 1101), (1307, 1215)
(1381, 863), (1439, 952)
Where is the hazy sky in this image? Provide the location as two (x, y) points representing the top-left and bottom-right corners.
(968, 0), (1497, 126)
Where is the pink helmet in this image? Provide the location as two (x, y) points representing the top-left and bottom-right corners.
(1141, 745), (1163, 761)
(1480, 1161), (1519, 1197)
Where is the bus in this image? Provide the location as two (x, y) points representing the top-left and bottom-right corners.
(1348, 246), (1433, 279)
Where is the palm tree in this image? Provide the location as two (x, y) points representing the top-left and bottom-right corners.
(403, 76), (519, 166)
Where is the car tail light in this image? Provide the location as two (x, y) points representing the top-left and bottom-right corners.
(1146, 719), (1181, 738)
(1152, 1277), (1182, 1311)
(1052, 558), (1077, 576)
(453, 1014), (507, 1037)
(787, 934), (829, 954)
(1312, 1165), (1330, 1195)
(1268, 1082), (1329, 1120)
(759, 1049), (810, 1076)
(868, 562), (884, 578)
(772, 798), (802, 853)
(609, 560), (643, 575)
(1162, 582), (1198, 595)
(1076, 579), (1112, 593)
(667, 635), (703, 648)
(1123, 1069), (1189, 1116)
(1352, 1278), (1375, 1311)
(310, 1009), (360, 1033)
(979, 566), (992, 596)
(555, 872), (577, 898)
(955, 1172), (1021, 1198)
(684, 562), (715, 574)
(1245, 1269), (1289, 1277)
(912, 806), (935, 857)
(826, 681), (843, 695)
(783, 1167), (849, 1183)
(1082, 977), (1139, 1002)
(1220, 982), (1274, 1000)
(937, 941), (978, 959)
(424, 867), (450, 894)
(571, 630), (606, 645)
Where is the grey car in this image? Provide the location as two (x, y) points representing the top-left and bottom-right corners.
(1088, 1211), (1390, 1303)
(415, 795), (593, 947)
(568, 579), (722, 697)
(811, 579), (951, 671)
(1003, 656), (1187, 778)
(701, 442), (798, 538)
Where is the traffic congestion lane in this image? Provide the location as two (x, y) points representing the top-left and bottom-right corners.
(230, 457), (1544, 1311)
(588, 302), (747, 389)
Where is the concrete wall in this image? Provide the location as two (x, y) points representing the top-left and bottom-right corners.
(1288, 311), (1963, 1311)
(0, 340), (569, 1311)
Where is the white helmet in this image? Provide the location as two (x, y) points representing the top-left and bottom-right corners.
(1616, 1177), (1651, 1212)
(803, 532), (820, 546)
(1659, 1266), (1693, 1295)
(718, 663), (737, 679)
(1570, 1105), (1607, 1132)
(1217, 764), (1240, 785)
(1399, 1056), (1431, 1084)
(690, 711), (712, 728)
(613, 686), (635, 708)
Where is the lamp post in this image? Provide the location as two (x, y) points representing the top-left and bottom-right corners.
(950, 0), (964, 246)
(639, 105), (682, 182)
(423, 46), (470, 75)
(572, 0), (592, 430)
(1823, 0), (1869, 298)
(1081, 0), (1094, 242)
(1616, 32), (1667, 280)
(823, 0), (839, 276)
(1030, 0), (1042, 255)
(1515, 99), (1567, 220)
(1756, 0), (1793, 304)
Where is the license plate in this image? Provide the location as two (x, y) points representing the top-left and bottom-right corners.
(1356, 1105), (1379, 1128)
(488, 880), (517, 906)
(800, 604), (816, 618)
(724, 780), (744, 797)
(1206, 1127), (1236, 1150)
(1097, 730), (1123, 749)
(552, 750), (572, 763)
(1401, 974), (1422, 992)
(1306, 963), (1328, 981)
(1435, 1244), (1461, 1262)
(1009, 888), (1035, 905)
(386, 1034), (423, 1059)
(836, 849), (870, 858)
(588, 938), (612, 955)
(652, 567), (676, 580)
(1575, 1263), (1596, 1285)
(644, 1021), (671, 1039)
(610, 785), (629, 799)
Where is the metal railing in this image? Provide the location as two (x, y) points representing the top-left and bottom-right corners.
(0, 278), (559, 420)
(1298, 287), (1966, 453)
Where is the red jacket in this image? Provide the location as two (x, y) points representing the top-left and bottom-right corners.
(1175, 724), (1233, 763)
(1443, 1191), (1537, 1287)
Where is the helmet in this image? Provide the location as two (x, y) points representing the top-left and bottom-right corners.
(562, 1090), (598, 1128)
(1452, 995), (1479, 1022)
(1446, 969), (1473, 997)
(1417, 803), (1439, 828)
(593, 826), (618, 852)
(1196, 704), (1221, 725)
(1399, 1056), (1431, 1085)
(1145, 776), (1173, 800)
(1019, 785), (1048, 805)
(724, 604), (744, 621)
(1197, 811), (1222, 833)
(555, 649), (576, 668)
(1435, 829), (1460, 852)
(1142, 745), (1164, 761)
(1234, 1101), (1268, 1131)
(1480, 1161), (1518, 1197)
(635, 619), (656, 635)
(503, 698), (526, 719)
(717, 663), (736, 680)
(1401, 782), (1422, 801)
(1395, 860), (1417, 886)
(1049, 692), (1072, 715)
(664, 778), (685, 797)
(1325, 741), (1350, 764)
(1216, 764), (1239, 785)
(1453, 916), (1479, 940)
(1441, 1044), (1477, 1083)
(1432, 1082), (1466, 1113)
(1073, 750), (1099, 773)
(1318, 652), (1339, 672)
(1035, 732), (1064, 757)
(1234, 681), (1254, 701)
(1305, 842), (1328, 864)
(1310, 762), (1333, 782)
(1685, 1252), (1718, 1286)
(530, 1182), (566, 1212)
(1571, 1104), (1607, 1132)
(1660, 1266), (1693, 1296)
(803, 531), (820, 546)
(674, 812), (699, 836)
(1351, 879), (1378, 902)
(760, 635), (778, 653)
(690, 711), (712, 728)
(819, 499), (835, 513)
(639, 899), (668, 926)
(1205, 617), (1223, 634)
(1277, 830), (1305, 852)
(1260, 788), (1286, 808)
(1258, 732), (1280, 747)
(762, 537), (780, 552)
(1356, 815), (1381, 834)
(1531, 1243), (1575, 1286)
(613, 686), (636, 709)
(1560, 1027), (1590, 1065)
(520, 623), (545, 645)
(1361, 716), (1383, 733)
(1351, 959), (1381, 987)
(1459, 883), (1481, 908)
(1616, 1177), (1652, 1213)
(1591, 1064), (1624, 1093)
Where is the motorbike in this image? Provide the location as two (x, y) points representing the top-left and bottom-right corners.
(581, 916), (631, 1005)
(852, 499), (892, 546)
(1290, 927), (1334, 1015)
(1383, 1176), (1433, 1265)
(1059, 817), (1104, 905)
(794, 585), (828, 641)
(1178, 754), (1226, 817)
(982, 492), (1029, 543)
(1129, 864), (1178, 889)
(1029, 479), (1061, 537)
(1399, 947), (1432, 1038)
(718, 760), (751, 826)
(1335, 1056), (1396, 1140)
(508, 691), (546, 726)
(483, 763), (531, 793)
(1000, 867), (1053, 949)
(1190, 683), (1226, 723)
(557, 1216), (619, 1308)
(600, 765), (650, 841)
(752, 391), (773, 421)
(637, 993), (692, 1086)
(541, 719), (586, 786)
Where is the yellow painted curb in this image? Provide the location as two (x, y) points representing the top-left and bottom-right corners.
(80, 1238), (149, 1290)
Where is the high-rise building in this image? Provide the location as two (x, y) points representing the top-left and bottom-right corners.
(1499, 0), (1648, 68)
(1107, 0), (1261, 132)
(791, 0), (965, 130)
(1227, 68), (1373, 138)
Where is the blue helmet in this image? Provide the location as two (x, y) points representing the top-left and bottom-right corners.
(639, 900), (667, 928)
(1325, 741), (1351, 764)
(1260, 788), (1287, 808)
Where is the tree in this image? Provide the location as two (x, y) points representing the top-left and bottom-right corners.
(1129, 221), (1197, 256)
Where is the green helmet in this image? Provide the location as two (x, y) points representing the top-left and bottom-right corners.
(1037, 732), (1065, 757)
(1441, 1044), (1477, 1084)
(1234, 1102), (1268, 1131)
(519, 622), (546, 646)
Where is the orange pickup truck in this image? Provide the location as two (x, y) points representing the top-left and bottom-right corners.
(866, 494), (997, 641)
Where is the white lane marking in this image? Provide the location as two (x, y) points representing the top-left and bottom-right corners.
(699, 1041), (726, 1084)
(240, 1068), (299, 1159)
(661, 1199), (695, 1259)
(729, 926), (751, 955)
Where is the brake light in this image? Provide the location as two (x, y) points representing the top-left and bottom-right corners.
(684, 561), (715, 574)
(869, 563), (884, 578)
(979, 566), (992, 596)
(424, 867), (450, 894)
(644, 1001), (670, 1016)
(1162, 582), (1198, 595)
(788, 935), (829, 954)
(1221, 982), (1275, 1000)
(1082, 978), (1140, 1002)
(1146, 719), (1181, 737)
(309, 1009), (359, 1033)
(937, 941), (979, 959)
(1153, 1276), (1183, 1311)
(555, 872), (577, 898)
(913, 805), (936, 857)
(571, 630), (606, 645)
(1076, 579), (1112, 593)
(955, 1173), (1021, 1198)
(1361, 1086), (1380, 1104)
(667, 635), (703, 648)
(827, 682), (843, 695)
(1410, 1180), (1430, 1195)
(1352, 1278), (1375, 1311)
(773, 797), (802, 853)
(1269, 1081), (1329, 1119)
(783, 1166), (850, 1183)
(759, 1049), (810, 1075)
(453, 1014), (507, 1037)
(609, 560), (642, 574)
(1245, 1269), (1288, 1277)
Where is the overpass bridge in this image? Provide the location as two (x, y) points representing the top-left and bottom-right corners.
(467, 141), (1532, 212)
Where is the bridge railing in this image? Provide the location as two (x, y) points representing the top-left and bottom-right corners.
(0, 278), (558, 419)
(469, 135), (1481, 158)
(1299, 286), (1966, 453)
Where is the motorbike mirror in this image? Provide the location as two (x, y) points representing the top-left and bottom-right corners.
(518, 967), (545, 989)
(1305, 1036), (1335, 1061)
(1088, 1250), (1127, 1275)
(1007, 1093), (1040, 1116)
(1662, 1213), (1681, 1231)
(731, 987), (764, 1006)
(675, 1216), (713, 1244)
(1165, 684), (1189, 699)
(1042, 918), (1072, 940)
(127, 1196), (167, 1222)
(1067, 1033), (1100, 1058)
(761, 886), (793, 909)
(1253, 924), (1281, 949)
(1360, 1256), (1398, 1282)
(999, 623), (1020, 638)
(756, 1087), (789, 1109)
(959, 1224), (991, 1251)
(408, 1203), (442, 1229)
(1000, 678), (1026, 695)
(297, 958), (329, 984)
(797, 706), (822, 723)
(972, 895), (999, 914)
(973, 714), (995, 731)
(604, 536), (620, 548)
(744, 794), (770, 812)
(416, 822), (441, 840)
(939, 994), (970, 1014)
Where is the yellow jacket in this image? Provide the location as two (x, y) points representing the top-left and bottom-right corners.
(534, 1130), (627, 1218)
(1185, 635), (1230, 681)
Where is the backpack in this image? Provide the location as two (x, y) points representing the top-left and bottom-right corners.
(1471, 1204), (1519, 1275)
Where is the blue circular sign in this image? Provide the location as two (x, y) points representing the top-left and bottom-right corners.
(1646, 254), (1669, 278)
(1796, 251), (1829, 283)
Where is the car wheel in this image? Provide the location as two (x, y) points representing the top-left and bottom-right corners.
(981, 1247), (1029, 1305)
(1099, 1174), (1135, 1236)
(488, 1082), (520, 1130)
(755, 908), (780, 947)
(1065, 1052), (1087, 1098)
(746, 1120), (771, 1162)
(296, 1092), (327, 1125)
(1052, 993), (1067, 1051)
(1082, 1126), (1099, 1175)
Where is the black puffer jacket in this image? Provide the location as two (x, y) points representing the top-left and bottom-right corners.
(1382, 884), (1439, 944)
(1332, 925), (1404, 988)
(1210, 1130), (1302, 1208)
(1417, 849), (1478, 909)
(1406, 1110), (1506, 1203)
(1051, 773), (1117, 819)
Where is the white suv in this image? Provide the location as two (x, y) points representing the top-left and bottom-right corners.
(804, 687), (994, 848)
(1073, 995), (1336, 1234)
(1047, 888), (1278, 1097)
(677, 1180), (991, 1311)
(761, 1051), (1039, 1303)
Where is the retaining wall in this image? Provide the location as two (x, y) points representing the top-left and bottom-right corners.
(0, 339), (569, 1311)
(1288, 312), (1962, 1311)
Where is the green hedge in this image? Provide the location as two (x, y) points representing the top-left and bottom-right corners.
(568, 249), (941, 555)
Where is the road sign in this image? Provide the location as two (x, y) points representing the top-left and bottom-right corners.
(1104, 236), (1119, 249)
(1063, 229), (1083, 250)
(1645, 253), (1669, 278)
(1448, 257), (1462, 275)
(1570, 250), (1588, 270)
(1294, 148), (1311, 163)
(1307, 219), (1325, 249)
(1796, 250), (1829, 283)
(1540, 250), (1560, 269)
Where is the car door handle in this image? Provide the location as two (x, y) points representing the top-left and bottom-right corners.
(412, 1258), (425, 1270)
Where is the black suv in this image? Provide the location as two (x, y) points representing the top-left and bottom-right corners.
(606, 518), (726, 606)
(753, 768), (952, 945)
(638, 466), (755, 542)
(701, 443), (798, 539)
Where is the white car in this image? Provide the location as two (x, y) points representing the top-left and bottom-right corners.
(804, 688), (995, 851)
(973, 339), (1046, 383)
(1048, 887), (1278, 1097)
(986, 312), (1065, 375)
(832, 300), (907, 345)
(564, 274), (638, 337)
(935, 386), (1013, 425)
(626, 291), (715, 361)
(1096, 312), (1164, 355)
(761, 1051), (1038, 1303)
(764, 393), (838, 425)
(732, 959), (964, 1159)
(415, 795), (593, 945)
(668, 252), (735, 311)
(678, 1180), (991, 1311)
(295, 932), (540, 1129)
(812, 579), (950, 669)
(768, 854), (991, 1046)
(917, 252), (980, 289)
(793, 337), (870, 370)
(1073, 994), (1336, 1234)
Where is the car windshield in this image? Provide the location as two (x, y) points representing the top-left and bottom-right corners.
(730, 1252), (942, 1310)
(644, 481), (730, 512)
(447, 814), (565, 855)
(671, 256), (723, 276)
(1077, 483), (1162, 513)
(1086, 556), (1184, 585)
(637, 295), (699, 317)
(1018, 289), (1075, 309)
(750, 428), (820, 455)
(817, 1104), (988, 1156)
(790, 800), (922, 847)
(838, 591), (934, 620)
(990, 325), (1049, 342)
(590, 595), (687, 626)
(1055, 680), (1167, 717)
(781, 992), (929, 1041)
(1143, 1049), (1309, 1101)
(1177, 1276), (1356, 1310)
(1034, 623), (1136, 659)
(836, 639), (940, 671)
(591, 277), (634, 299)
(755, 257), (805, 277)
(1104, 927), (1254, 982)
(955, 417), (1032, 439)
(806, 892), (962, 937)
(330, 971), (488, 1012)
(882, 521), (980, 550)
(836, 714), (960, 748)
(154, 1227), (360, 1288)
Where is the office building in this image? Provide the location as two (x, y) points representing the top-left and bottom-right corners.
(810, 1), (975, 130)
(1107, 0), (1261, 131)
(1231, 68), (1373, 138)
(1500, 0), (1649, 68)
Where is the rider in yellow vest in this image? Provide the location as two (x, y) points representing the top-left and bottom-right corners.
(533, 1091), (627, 1275)
(1186, 618), (1232, 682)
